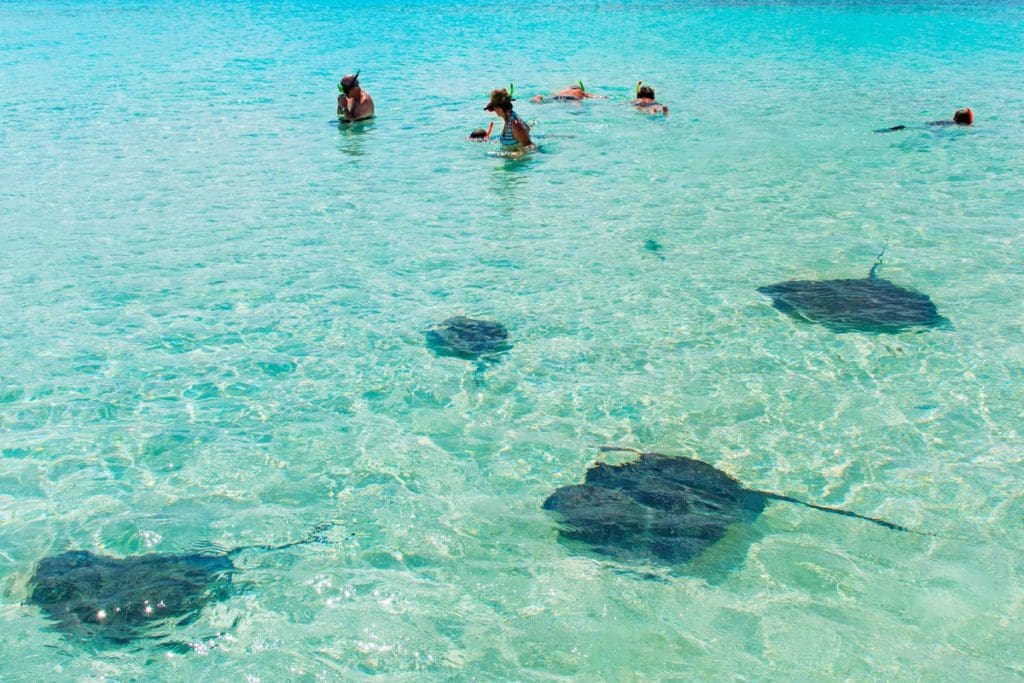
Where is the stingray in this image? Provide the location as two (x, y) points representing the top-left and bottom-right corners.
(27, 524), (334, 645)
(543, 448), (914, 565)
(425, 316), (511, 359)
(757, 252), (947, 333)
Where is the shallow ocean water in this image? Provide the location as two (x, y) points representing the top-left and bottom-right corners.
(1, 0), (1023, 678)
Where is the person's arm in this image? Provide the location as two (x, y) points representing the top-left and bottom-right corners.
(512, 118), (532, 147)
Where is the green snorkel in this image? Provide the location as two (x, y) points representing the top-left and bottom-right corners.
(578, 79), (585, 92)
(636, 80), (643, 97)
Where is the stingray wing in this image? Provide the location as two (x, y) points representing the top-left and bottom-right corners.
(758, 278), (945, 332)
(29, 551), (233, 642)
(425, 317), (511, 358)
(544, 484), (733, 562)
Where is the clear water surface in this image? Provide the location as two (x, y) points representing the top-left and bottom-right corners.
(1, 0), (1023, 679)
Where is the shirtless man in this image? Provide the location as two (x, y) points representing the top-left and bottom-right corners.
(337, 72), (374, 122)
(531, 81), (603, 103)
(875, 107), (973, 133)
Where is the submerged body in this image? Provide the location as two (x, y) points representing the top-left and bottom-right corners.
(632, 97), (669, 116)
(425, 316), (511, 359)
(757, 275), (945, 332)
(757, 258), (947, 333)
(28, 550), (234, 643)
(543, 449), (910, 565)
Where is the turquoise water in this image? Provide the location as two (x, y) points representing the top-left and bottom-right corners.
(2, 0), (1023, 678)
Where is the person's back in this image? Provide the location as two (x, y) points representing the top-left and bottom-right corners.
(337, 72), (374, 122)
(532, 81), (603, 103)
(877, 107), (973, 132)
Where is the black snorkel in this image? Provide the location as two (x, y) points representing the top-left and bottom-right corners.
(338, 69), (361, 96)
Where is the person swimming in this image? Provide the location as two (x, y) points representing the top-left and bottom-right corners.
(468, 122), (494, 141)
(930, 107), (973, 126)
(337, 71), (374, 122)
(531, 81), (603, 103)
(631, 82), (669, 116)
(875, 107), (973, 133)
(484, 88), (532, 151)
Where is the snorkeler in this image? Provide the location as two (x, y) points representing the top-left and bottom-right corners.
(337, 71), (374, 122)
(875, 107), (973, 133)
(930, 107), (974, 126)
(484, 88), (532, 151)
(468, 122), (494, 141)
(531, 81), (603, 103)
(631, 81), (668, 116)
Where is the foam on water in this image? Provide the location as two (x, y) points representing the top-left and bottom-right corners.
(1, 0), (1023, 678)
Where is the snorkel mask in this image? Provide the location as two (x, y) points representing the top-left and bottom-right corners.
(338, 70), (361, 95)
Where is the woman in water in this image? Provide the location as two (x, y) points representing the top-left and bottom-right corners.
(484, 88), (533, 151)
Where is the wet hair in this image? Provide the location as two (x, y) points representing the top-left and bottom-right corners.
(953, 108), (973, 125)
(485, 88), (514, 111)
(340, 72), (360, 94)
(469, 128), (488, 139)
(637, 85), (655, 99)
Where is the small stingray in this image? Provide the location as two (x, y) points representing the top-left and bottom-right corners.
(643, 238), (664, 255)
(27, 524), (334, 645)
(425, 316), (511, 359)
(757, 251), (947, 333)
(543, 448), (913, 565)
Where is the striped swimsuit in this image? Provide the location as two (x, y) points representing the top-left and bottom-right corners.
(500, 110), (529, 147)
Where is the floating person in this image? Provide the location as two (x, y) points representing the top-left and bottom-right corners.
(26, 524), (335, 645)
(426, 316), (511, 360)
(875, 107), (973, 133)
(531, 80), (603, 103)
(930, 107), (974, 126)
(631, 81), (668, 116)
(757, 251), (949, 333)
(484, 88), (533, 152)
(337, 71), (374, 122)
(543, 447), (918, 566)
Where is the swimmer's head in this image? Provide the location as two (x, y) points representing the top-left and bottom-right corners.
(637, 85), (655, 99)
(953, 108), (973, 125)
(469, 128), (488, 139)
(484, 88), (514, 112)
(339, 71), (361, 95)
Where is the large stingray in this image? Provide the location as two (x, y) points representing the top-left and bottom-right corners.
(543, 448), (913, 565)
(757, 254), (947, 333)
(425, 316), (511, 359)
(27, 524), (334, 645)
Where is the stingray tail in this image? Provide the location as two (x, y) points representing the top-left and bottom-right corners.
(868, 246), (887, 279)
(226, 521), (341, 559)
(761, 491), (925, 534)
